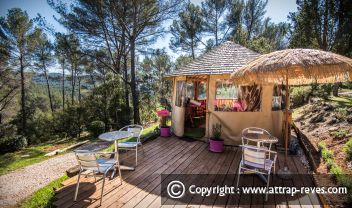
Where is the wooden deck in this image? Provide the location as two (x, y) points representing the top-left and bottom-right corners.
(54, 137), (322, 208)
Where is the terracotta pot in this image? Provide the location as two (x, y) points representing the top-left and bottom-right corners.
(160, 126), (171, 137)
(209, 138), (224, 153)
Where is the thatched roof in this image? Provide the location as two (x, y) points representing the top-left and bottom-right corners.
(231, 48), (352, 85)
(166, 41), (259, 77)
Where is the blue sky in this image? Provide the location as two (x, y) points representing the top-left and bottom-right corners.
(0, 0), (297, 61)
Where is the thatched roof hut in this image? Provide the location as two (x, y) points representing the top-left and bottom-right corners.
(166, 41), (287, 145)
(231, 48), (352, 85)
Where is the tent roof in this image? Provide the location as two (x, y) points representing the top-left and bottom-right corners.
(165, 41), (259, 77)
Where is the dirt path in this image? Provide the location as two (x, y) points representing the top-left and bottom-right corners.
(0, 141), (112, 207)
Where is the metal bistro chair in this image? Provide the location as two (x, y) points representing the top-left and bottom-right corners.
(242, 127), (274, 155)
(74, 150), (122, 206)
(236, 145), (277, 201)
(118, 125), (144, 166)
(242, 127), (271, 147)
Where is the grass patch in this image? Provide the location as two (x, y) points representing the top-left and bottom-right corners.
(344, 138), (352, 161)
(0, 134), (96, 176)
(0, 146), (51, 176)
(21, 175), (68, 208)
(328, 95), (352, 107)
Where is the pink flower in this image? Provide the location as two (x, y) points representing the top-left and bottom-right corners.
(157, 109), (170, 117)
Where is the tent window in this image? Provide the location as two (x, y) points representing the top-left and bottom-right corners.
(175, 81), (186, 107)
(272, 84), (286, 111)
(186, 82), (195, 100)
(215, 79), (262, 112)
(215, 79), (238, 99)
(197, 81), (207, 100)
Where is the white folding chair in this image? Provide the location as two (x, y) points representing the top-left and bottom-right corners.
(236, 145), (277, 201)
(74, 150), (122, 206)
(118, 124), (143, 166)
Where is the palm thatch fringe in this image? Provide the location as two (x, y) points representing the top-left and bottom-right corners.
(231, 49), (352, 85)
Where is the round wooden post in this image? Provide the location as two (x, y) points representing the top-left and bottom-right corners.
(284, 74), (289, 167)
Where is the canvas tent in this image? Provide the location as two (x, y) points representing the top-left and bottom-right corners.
(165, 41), (287, 145)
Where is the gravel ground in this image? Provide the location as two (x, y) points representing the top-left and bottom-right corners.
(0, 141), (112, 207)
(0, 152), (76, 207)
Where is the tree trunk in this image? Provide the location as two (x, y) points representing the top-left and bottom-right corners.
(322, 0), (329, 50)
(121, 21), (130, 117)
(332, 82), (340, 96)
(71, 65), (76, 105)
(20, 55), (26, 136)
(44, 67), (54, 112)
(215, 8), (218, 46)
(191, 38), (195, 60)
(61, 60), (65, 110)
(78, 76), (81, 104)
(129, 38), (140, 124)
(123, 55), (130, 113)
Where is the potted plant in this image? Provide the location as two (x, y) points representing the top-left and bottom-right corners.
(209, 123), (224, 152)
(157, 109), (171, 137)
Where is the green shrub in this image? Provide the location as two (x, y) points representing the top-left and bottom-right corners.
(331, 129), (349, 139)
(317, 141), (327, 151)
(344, 138), (352, 161)
(0, 135), (27, 154)
(335, 108), (348, 120)
(290, 86), (312, 107)
(330, 164), (343, 175)
(336, 174), (352, 206)
(325, 158), (335, 169)
(317, 84), (333, 99)
(212, 123), (222, 140)
(321, 148), (334, 160)
(88, 121), (105, 137)
(53, 105), (85, 137)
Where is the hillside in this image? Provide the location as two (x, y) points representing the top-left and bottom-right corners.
(31, 72), (98, 91)
(293, 95), (352, 173)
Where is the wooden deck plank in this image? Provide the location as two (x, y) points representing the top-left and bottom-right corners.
(52, 137), (322, 208)
(108, 141), (203, 208)
(55, 137), (184, 207)
(58, 137), (169, 188)
(290, 155), (321, 208)
(214, 147), (241, 208)
(276, 152), (302, 208)
(118, 142), (206, 208)
(85, 138), (191, 208)
(134, 141), (208, 208)
(195, 148), (235, 208)
(184, 149), (232, 207)
(56, 136), (176, 198)
(166, 143), (223, 207)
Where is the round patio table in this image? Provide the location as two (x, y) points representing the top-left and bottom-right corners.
(98, 131), (134, 171)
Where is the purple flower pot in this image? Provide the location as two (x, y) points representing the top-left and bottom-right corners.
(160, 126), (171, 137)
(209, 138), (224, 153)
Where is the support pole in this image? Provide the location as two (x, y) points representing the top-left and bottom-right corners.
(278, 72), (292, 179)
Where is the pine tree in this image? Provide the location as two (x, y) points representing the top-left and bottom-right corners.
(201, 0), (227, 46)
(170, 3), (204, 59)
(0, 8), (36, 135)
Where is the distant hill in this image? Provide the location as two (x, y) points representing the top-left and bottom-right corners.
(31, 72), (99, 91)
